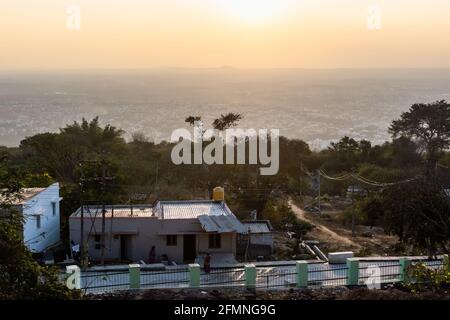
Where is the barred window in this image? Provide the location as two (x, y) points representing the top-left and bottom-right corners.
(166, 235), (177, 246)
(209, 234), (221, 249)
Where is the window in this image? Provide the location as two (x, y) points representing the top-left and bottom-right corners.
(166, 235), (177, 246)
(52, 202), (56, 216)
(36, 215), (41, 229)
(209, 234), (221, 249)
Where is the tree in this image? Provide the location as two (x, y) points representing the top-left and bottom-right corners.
(20, 117), (126, 182)
(389, 100), (450, 175)
(212, 113), (242, 131)
(329, 136), (360, 156)
(389, 137), (422, 168)
(185, 116), (202, 127)
(0, 156), (78, 299)
(366, 182), (450, 256)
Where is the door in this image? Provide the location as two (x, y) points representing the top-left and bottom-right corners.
(120, 235), (131, 261)
(183, 235), (196, 262)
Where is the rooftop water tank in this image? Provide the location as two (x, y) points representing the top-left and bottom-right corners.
(212, 186), (224, 202)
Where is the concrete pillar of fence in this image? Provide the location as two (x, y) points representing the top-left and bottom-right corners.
(189, 263), (201, 288)
(443, 254), (449, 272)
(129, 264), (141, 289)
(346, 258), (359, 286)
(245, 264), (256, 289)
(399, 258), (412, 283)
(65, 265), (81, 289)
(296, 261), (308, 288)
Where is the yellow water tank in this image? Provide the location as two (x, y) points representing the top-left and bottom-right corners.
(212, 186), (225, 202)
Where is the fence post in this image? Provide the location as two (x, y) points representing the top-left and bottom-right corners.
(245, 264), (256, 289)
(65, 265), (81, 289)
(189, 263), (200, 288)
(346, 258), (359, 286)
(399, 258), (412, 283)
(129, 264), (141, 289)
(296, 261), (308, 288)
(443, 254), (449, 273)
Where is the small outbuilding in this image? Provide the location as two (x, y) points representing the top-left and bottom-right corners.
(240, 220), (274, 258)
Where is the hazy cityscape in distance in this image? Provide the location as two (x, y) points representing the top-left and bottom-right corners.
(2, 68), (450, 149)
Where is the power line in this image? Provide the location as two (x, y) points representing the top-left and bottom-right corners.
(318, 168), (418, 187)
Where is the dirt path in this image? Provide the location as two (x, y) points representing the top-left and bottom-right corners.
(289, 200), (361, 249)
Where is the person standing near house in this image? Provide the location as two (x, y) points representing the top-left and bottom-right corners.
(71, 240), (80, 261)
(148, 246), (156, 264)
(204, 253), (211, 273)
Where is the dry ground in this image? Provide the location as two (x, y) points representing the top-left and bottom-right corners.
(273, 199), (399, 257)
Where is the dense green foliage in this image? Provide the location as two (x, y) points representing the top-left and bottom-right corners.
(405, 260), (450, 293)
(0, 156), (79, 299)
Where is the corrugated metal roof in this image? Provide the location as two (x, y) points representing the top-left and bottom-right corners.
(198, 214), (246, 233)
(71, 205), (154, 218)
(154, 200), (247, 233)
(242, 221), (271, 233)
(155, 200), (232, 219)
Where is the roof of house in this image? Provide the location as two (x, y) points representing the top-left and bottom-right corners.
(70, 200), (247, 233)
(154, 200), (247, 233)
(154, 200), (232, 219)
(242, 220), (273, 233)
(71, 205), (154, 218)
(0, 187), (46, 205)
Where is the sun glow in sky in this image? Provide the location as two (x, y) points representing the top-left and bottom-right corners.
(216, 0), (294, 24)
(1, 0), (450, 69)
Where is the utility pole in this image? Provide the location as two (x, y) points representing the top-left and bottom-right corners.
(299, 160), (303, 197)
(79, 159), (114, 267)
(155, 160), (159, 189)
(100, 165), (111, 266)
(351, 185), (355, 238)
(79, 180), (85, 268)
(317, 169), (321, 215)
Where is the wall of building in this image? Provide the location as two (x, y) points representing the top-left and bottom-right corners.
(69, 216), (237, 264)
(197, 233), (236, 254)
(250, 233), (273, 247)
(22, 183), (61, 253)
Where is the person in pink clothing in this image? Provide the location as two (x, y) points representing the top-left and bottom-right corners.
(148, 246), (156, 264)
(204, 253), (211, 273)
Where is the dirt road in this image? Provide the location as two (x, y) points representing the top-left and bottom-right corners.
(289, 200), (361, 249)
(289, 200), (398, 254)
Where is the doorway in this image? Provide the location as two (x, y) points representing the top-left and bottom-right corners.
(120, 235), (131, 261)
(183, 235), (196, 262)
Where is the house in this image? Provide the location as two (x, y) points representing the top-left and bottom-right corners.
(1, 183), (62, 254)
(240, 220), (274, 258)
(69, 187), (247, 264)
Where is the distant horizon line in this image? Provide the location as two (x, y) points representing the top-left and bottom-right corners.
(2, 66), (450, 73)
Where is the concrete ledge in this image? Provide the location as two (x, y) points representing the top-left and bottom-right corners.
(328, 252), (354, 264)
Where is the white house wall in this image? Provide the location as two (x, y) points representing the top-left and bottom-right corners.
(22, 183), (61, 253)
(69, 216), (237, 263)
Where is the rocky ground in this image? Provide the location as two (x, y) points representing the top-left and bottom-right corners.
(87, 285), (450, 300)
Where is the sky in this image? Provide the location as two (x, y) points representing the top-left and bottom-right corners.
(1, 0), (450, 69)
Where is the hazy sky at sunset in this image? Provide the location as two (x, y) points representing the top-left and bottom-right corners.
(1, 0), (450, 69)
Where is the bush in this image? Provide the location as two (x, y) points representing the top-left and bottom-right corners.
(405, 261), (450, 293)
(0, 208), (81, 299)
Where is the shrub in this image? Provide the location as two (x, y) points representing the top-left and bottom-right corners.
(405, 261), (450, 293)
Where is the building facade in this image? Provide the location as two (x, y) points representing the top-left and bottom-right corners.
(6, 183), (62, 253)
(69, 196), (247, 264)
